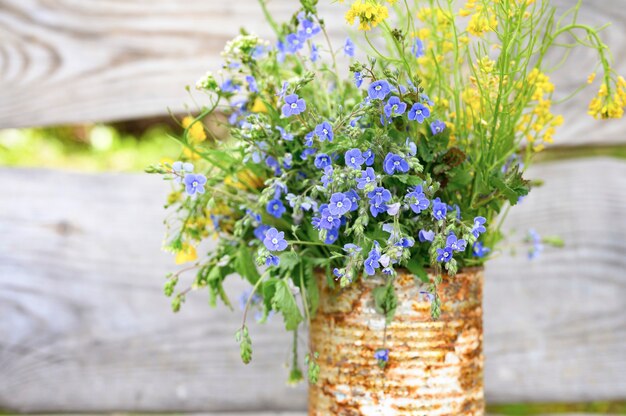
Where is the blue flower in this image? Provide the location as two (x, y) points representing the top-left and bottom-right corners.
(321, 166), (334, 187)
(283, 153), (293, 169)
(363, 149), (375, 166)
(408, 103), (430, 123)
(396, 237), (414, 248)
(528, 229), (543, 260)
(245, 75), (259, 93)
(345, 148), (365, 169)
(263, 228), (288, 251)
(304, 131), (315, 147)
(471, 216), (487, 237)
(220, 79), (240, 93)
(344, 38), (355, 57)
(369, 202), (388, 217)
(432, 197), (448, 221)
(276, 40), (287, 63)
(325, 227), (339, 244)
(315, 121), (334, 142)
(436, 247), (453, 263)
(405, 138), (417, 156)
(282, 94), (306, 117)
(368, 80), (391, 100)
(314, 153), (332, 170)
(343, 243), (362, 256)
(300, 147), (317, 160)
(276, 126), (294, 141)
(246, 209), (262, 223)
(333, 268), (344, 278)
(354, 71), (364, 88)
(172, 161), (193, 174)
(430, 120), (446, 135)
(356, 167), (376, 190)
(328, 192), (352, 216)
(406, 186), (430, 214)
(286, 32), (305, 53)
(418, 229), (435, 242)
(364, 243), (381, 275)
(473, 242), (490, 258)
(310, 43), (319, 62)
(345, 189), (360, 212)
(319, 208), (341, 230)
(383, 153), (410, 175)
(266, 254), (280, 267)
(411, 38), (425, 58)
(299, 18), (321, 39)
(384, 96), (407, 118)
(183, 173), (207, 196)
(254, 224), (270, 241)
(276, 81), (289, 99)
(374, 348), (389, 362)
(266, 199), (286, 218)
(367, 187), (392, 205)
(265, 156), (282, 175)
(446, 232), (467, 252)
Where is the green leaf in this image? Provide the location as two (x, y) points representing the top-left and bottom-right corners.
(272, 279), (304, 331)
(235, 246), (261, 284)
(394, 174), (423, 186)
(373, 284), (398, 323)
(278, 251), (300, 272)
(406, 257), (429, 283)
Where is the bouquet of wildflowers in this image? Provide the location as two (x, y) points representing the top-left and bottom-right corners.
(148, 0), (623, 379)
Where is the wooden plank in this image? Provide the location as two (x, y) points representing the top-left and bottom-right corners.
(0, 159), (625, 412)
(1, 0), (626, 146)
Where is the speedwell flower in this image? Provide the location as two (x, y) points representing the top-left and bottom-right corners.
(315, 121), (334, 142)
(354, 71), (364, 88)
(314, 153), (332, 170)
(418, 229), (435, 242)
(383, 153), (409, 175)
(408, 103), (430, 123)
(184, 173), (207, 196)
(263, 228), (288, 252)
(473, 242), (490, 258)
(357, 167), (376, 189)
(405, 186), (430, 214)
(299, 18), (321, 39)
(368, 186), (392, 205)
(282, 94), (306, 117)
(344, 38), (355, 57)
(363, 149), (375, 166)
(267, 199), (286, 218)
(374, 348), (389, 362)
(329, 192), (352, 216)
(411, 38), (425, 58)
(430, 120), (446, 135)
(436, 247), (453, 263)
(368, 80), (391, 100)
(345, 148), (365, 169)
(446, 232), (467, 252)
(384, 96), (407, 117)
(345, 189), (360, 212)
(471, 216), (487, 237)
(432, 197), (448, 221)
(320, 208), (341, 230)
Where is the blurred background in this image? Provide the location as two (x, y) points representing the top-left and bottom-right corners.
(0, 0), (625, 415)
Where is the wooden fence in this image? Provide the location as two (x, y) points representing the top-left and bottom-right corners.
(1, 0), (626, 414)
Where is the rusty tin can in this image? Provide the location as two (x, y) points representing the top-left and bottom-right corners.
(309, 268), (484, 416)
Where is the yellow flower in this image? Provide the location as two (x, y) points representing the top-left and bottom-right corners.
(175, 243), (197, 264)
(182, 116), (207, 142)
(345, 1), (389, 31)
(587, 72), (596, 84)
(588, 80), (625, 119)
(251, 97), (268, 113)
(225, 169), (265, 191)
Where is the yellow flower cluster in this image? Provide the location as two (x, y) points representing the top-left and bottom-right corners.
(515, 69), (562, 152)
(588, 76), (626, 119)
(345, 1), (390, 31)
(460, 0), (497, 37)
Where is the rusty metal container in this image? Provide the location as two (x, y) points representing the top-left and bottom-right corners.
(309, 268), (484, 416)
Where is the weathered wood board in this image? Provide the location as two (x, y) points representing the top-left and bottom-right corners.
(0, 158), (625, 412)
(1, 0), (626, 146)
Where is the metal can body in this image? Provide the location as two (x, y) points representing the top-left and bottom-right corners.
(309, 268), (484, 416)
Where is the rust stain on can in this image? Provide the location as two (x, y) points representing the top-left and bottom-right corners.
(309, 268), (485, 416)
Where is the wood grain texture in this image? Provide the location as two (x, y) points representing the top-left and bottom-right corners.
(0, 158), (625, 412)
(1, 0), (626, 146)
